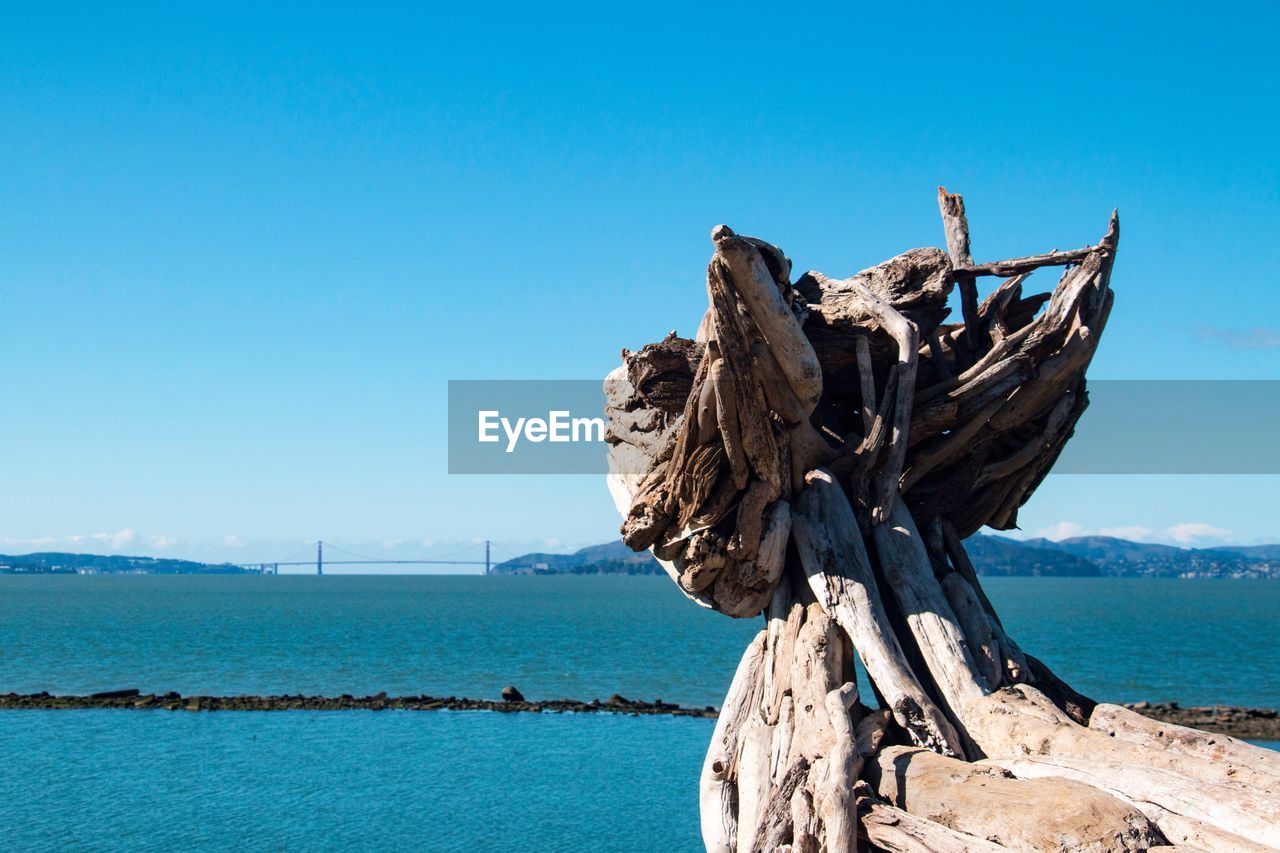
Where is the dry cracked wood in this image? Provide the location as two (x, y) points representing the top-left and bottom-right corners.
(870, 745), (1163, 851)
(605, 188), (1279, 851)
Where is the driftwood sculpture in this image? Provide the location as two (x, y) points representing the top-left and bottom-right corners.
(605, 190), (1280, 851)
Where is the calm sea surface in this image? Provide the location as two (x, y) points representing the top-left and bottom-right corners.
(1, 575), (1276, 850)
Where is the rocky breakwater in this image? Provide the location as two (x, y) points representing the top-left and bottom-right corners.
(1123, 701), (1280, 740)
(0, 688), (719, 718)
(3, 690), (1276, 739)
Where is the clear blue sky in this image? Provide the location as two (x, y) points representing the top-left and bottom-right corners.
(2, 2), (1278, 565)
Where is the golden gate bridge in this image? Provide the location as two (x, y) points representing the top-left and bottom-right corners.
(237, 540), (506, 575)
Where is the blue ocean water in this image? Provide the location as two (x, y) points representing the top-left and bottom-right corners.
(0, 710), (711, 851)
(1, 575), (1277, 851)
(0, 574), (756, 706)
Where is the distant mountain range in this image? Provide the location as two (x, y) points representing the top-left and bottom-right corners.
(0, 553), (247, 575)
(496, 535), (1280, 579)
(6, 535), (1277, 578)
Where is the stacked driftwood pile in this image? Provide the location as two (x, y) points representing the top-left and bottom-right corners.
(605, 190), (1280, 851)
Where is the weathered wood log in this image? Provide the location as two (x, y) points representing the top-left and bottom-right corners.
(939, 572), (1002, 689)
(813, 682), (860, 851)
(606, 189), (1278, 852)
(1089, 703), (1280, 779)
(955, 233), (1116, 277)
(938, 187), (983, 364)
(712, 226), (822, 412)
(965, 685), (1280, 847)
(700, 588), (874, 852)
(701, 631), (765, 853)
(986, 755), (1279, 852)
(857, 783), (1005, 853)
(707, 260), (787, 494)
(872, 500), (989, 731)
(855, 334), (876, 435)
(870, 745), (1164, 850)
(792, 469), (964, 756)
(749, 756), (810, 853)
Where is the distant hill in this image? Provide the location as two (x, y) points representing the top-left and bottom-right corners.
(1212, 544), (1280, 561)
(0, 553), (248, 575)
(496, 534), (1280, 579)
(1023, 536), (1184, 564)
(1022, 536), (1280, 579)
(963, 536), (1099, 577)
(493, 540), (661, 575)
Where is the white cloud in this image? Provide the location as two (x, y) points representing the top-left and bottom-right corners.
(149, 535), (178, 549)
(381, 539), (406, 549)
(543, 537), (562, 548)
(1026, 521), (1234, 547)
(1164, 523), (1233, 545)
(1197, 325), (1280, 349)
(90, 529), (137, 551)
(1098, 526), (1154, 541)
(1034, 521), (1088, 541)
(222, 534), (247, 548)
(0, 534), (59, 548)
